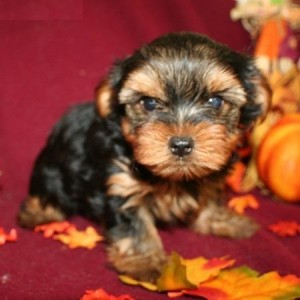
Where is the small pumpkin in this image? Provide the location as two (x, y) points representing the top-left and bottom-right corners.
(257, 113), (300, 203)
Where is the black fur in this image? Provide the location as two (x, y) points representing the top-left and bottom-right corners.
(29, 104), (128, 220)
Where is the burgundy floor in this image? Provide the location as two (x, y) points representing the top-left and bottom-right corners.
(1, 1), (299, 299)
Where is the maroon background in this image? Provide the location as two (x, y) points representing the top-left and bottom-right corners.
(0, 1), (299, 299)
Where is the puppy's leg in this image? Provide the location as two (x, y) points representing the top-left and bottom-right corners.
(18, 196), (66, 228)
(191, 203), (259, 239)
(105, 200), (166, 282)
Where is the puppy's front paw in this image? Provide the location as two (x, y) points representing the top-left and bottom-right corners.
(107, 243), (166, 283)
(192, 204), (259, 239)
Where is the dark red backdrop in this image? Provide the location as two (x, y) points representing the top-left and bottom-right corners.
(1, 1), (299, 299)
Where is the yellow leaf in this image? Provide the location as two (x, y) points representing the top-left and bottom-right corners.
(54, 226), (103, 249)
(157, 252), (195, 291)
(119, 275), (158, 291)
(228, 194), (259, 215)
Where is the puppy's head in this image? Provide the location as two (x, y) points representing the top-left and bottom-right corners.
(97, 32), (270, 181)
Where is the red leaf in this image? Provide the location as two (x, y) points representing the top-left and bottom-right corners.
(81, 288), (135, 300)
(269, 221), (300, 237)
(35, 221), (75, 238)
(0, 227), (17, 246)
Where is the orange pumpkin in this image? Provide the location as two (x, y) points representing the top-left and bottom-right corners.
(257, 113), (300, 203)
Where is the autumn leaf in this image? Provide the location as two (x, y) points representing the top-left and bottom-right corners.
(0, 227), (17, 246)
(226, 161), (246, 192)
(81, 288), (135, 300)
(35, 221), (75, 238)
(34, 221), (104, 249)
(119, 252), (300, 300)
(119, 275), (158, 291)
(54, 226), (103, 249)
(269, 221), (300, 237)
(157, 252), (196, 291)
(180, 256), (235, 286)
(228, 194), (259, 215)
(120, 252), (235, 292)
(170, 266), (300, 300)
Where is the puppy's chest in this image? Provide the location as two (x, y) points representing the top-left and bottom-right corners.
(146, 183), (200, 223)
(106, 162), (200, 223)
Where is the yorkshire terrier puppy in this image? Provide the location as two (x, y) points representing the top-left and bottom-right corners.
(18, 32), (270, 282)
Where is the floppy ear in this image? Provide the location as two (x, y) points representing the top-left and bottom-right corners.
(95, 56), (139, 118)
(95, 79), (115, 118)
(239, 64), (271, 129)
(95, 60), (127, 118)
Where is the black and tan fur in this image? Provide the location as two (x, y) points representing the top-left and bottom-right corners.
(18, 32), (270, 282)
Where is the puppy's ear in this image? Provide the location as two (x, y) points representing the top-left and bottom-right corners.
(96, 56), (139, 117)
(95, 62), (125, 118)
(96, 79), (115, 118)
(239, 63), (271, 129)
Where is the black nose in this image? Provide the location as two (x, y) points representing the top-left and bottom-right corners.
(169, 136), (194, 157)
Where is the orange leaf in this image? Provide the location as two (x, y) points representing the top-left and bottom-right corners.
(54, 226), (103, 249)
(35, 221), (75, 238)
(226, 161), (246, 192)
(180, 256), (235, 286)
(81, 288), (135, 300)
(0, 227), (17, 246)
(269, 221), (300, 237)
(228, 194), (259, 215)
(171, 266), (300, 300)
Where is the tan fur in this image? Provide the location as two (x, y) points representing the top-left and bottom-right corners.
(121, 117), (136, 144)
(132, 122), (239, 180)
(204, 66), (247, 106)
(119, 67), (166, 105)
(192, 203), (259, 239)
(106, 158), (200, 222)
(96, 80), (114, 118)
(18, 196), (66, 228)
(252, 75), (272, 121)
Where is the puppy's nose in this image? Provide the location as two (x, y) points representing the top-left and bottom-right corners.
(169, 136), (194, 157)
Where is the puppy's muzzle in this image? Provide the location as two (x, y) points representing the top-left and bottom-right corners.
(169, 136), (194, 158)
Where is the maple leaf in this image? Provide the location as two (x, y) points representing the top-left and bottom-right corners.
(35, 221), (75, 238)
(81, 288), (135, 300)
(269, 221), (300, 237)
(171, 266), (300, 300)
(228, 194), (259, 215)
(180, 256), (235, 286)
(54, 226), (103, 249)
(0, 227), (17, 246)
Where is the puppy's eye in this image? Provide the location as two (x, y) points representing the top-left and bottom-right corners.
(140, 97), (158, 112)
(207, 96), (224, 109)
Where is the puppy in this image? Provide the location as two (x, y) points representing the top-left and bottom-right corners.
(18, 32), (270, 282)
